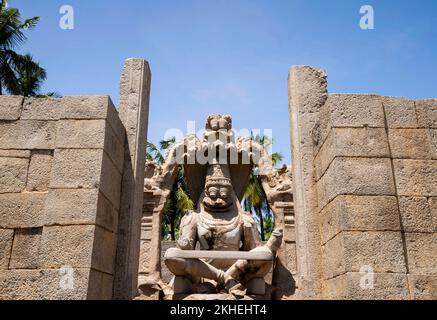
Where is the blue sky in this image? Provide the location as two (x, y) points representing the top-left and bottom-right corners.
(13, 0), (437, 164)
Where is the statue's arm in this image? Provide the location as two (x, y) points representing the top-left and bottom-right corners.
(241, 213), (263, 251)
(176, 212), (197, 250)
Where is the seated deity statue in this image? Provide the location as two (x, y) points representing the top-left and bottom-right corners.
(164, 162), (283, 297)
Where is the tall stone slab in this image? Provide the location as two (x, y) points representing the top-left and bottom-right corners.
(113, 59), (151, 299)
(288, 66), (327, 299)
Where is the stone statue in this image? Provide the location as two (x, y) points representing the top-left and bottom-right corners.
(163, 115), (283, 298)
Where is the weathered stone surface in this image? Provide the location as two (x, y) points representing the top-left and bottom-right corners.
(103, 125), (125, 174)
(50, 148), (103, 189)
(398, 197), (435, 233)
(55, 119), (124, 173)
(44, 188), (118, 232)
(21, 97), (62, 120)
(431, 129), (437, 159)
(322, 231), (406, 279)
(408, 275), (437, 300)
(55, 119), (106, 149)
(325, 272), (409, 300)
(91, 226), (117, 275)
(0, 193), (46, 228)
(0, 229), (14, 269)
(0, 150), (30, 158)
(383, 97), (417, 128)
(0, 268), (95, 300)
(430, 197), (437, 229)
(325, 94), (385, 128)
(26, 151), (53, 192)
(40, 225), (116, 275)
(405, 233), (437, 274)
(288, 66), (328, 299)
(9, 228), (42, 269)
(114, 58), (151, 299)
(87, 269), (114, 299)
(0, 96), (23, 120)
(39, 225), (95, 269)
(0, 157), (28, 193)
(0, 120), (56, 150)
(318, 157), (396, 209)
(320, 195), (401, 244)
(99, 152), (122, 209)
(415, 99), (437, 128)
(315, 127), (390, 179)
(60, 96), (125, 143)
(393, 159), (437, 196)
(388, 129), (432, 159)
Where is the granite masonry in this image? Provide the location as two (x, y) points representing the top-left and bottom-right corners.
(0, 60), (435, 299)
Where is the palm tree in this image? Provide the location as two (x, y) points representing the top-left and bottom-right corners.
(0, 0), (45, 95)
(12, 53), (46, 96)
(146, 138), (194, 241)
(243, 134), (283, 241)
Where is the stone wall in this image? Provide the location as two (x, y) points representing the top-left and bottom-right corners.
(0, 95), (125, 299)
(289, 66), (437, 299)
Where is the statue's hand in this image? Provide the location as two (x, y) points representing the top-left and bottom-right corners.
(176, 238), (191, 250)
(265, 228), (283, 252)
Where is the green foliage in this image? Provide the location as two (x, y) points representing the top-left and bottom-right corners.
(147, 138), (194, 241)
(242, 134), (283, 241)
(0, 1), (52, 96)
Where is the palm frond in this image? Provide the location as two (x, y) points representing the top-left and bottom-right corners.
(146, 141), (165, 164)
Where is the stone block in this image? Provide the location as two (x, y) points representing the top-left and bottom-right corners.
(92, 226), (117, 275)
(405, 233), (437, 274)
(50, 148), (103, 189)
(87, 269), (114, 299)
(0, 229), (14, 269)
(0, 120), (56, 150)
(40, 225), (94, 270)
(40, 225), (116, 274)
(415, 99), (437, 128)
(393, 159), (437, 197)
(383, 97), (417, 128)
(60, 96), (125, 143)
(21, 97), (62, 120)
(55, 119), (124, 173)
(26, 151), (53, 192)
(99, 151), (122, 209)
(0, 268), (97, 300)
(322, 231), (406, 279)
(320, 195), (401, 244)
(104, 124), (125, 174)
(0, 157), (28, 193)
(44, 188), (118, 232)
(408, 275), (437, 300)
(0, 150), (30, 158)
(9, 228), (42, 269)
(55, 119), (106, 149)
(0, 96), (23, 120)
(388, 129), (432, 159)
(0, 193), (46, 228)
(325, 272), (409, 300)
(325, 94), (385, 128)
(398, 197), (435, 233)
(318, 157), (395, 209)
(315, 127), (390, 179)
(430, 197), (437, 228)
(431, 129), (437, 159)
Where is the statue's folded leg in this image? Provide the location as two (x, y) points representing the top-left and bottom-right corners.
(165, 255), (228, 284)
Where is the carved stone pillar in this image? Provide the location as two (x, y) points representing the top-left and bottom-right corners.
(260, 165), (296, 299)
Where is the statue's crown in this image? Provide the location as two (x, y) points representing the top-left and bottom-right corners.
(205, 163), (232, 187)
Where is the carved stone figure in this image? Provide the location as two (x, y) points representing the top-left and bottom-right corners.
(161, 115), (283, 298)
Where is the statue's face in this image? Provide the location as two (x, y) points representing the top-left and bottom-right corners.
(203, 183), (233, 211)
